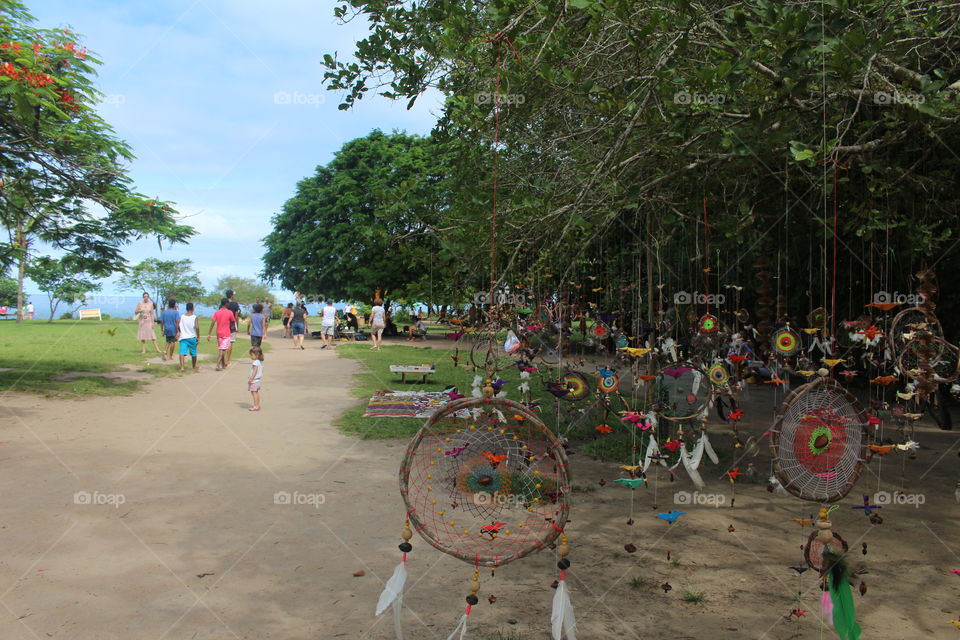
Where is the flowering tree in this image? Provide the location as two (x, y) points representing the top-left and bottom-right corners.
(0, 1), (194, 321)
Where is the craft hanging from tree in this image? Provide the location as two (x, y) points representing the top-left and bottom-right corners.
(770, 376), (868, 503)
(392, 395), (574, 639)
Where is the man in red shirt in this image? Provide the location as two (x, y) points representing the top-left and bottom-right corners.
(207, 298), (235, 370)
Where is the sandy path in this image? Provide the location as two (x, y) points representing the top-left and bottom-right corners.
(1, 329), (959, 639)
(0, 328), (409, 640)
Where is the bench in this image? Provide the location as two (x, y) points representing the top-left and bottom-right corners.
(78, 308), (102, 320)
(389, 364), (436, 384)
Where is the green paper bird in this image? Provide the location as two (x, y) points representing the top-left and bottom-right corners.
(614, 478), (645, 489)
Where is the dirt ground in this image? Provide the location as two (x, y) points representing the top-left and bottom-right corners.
(0, 328), (958, 639)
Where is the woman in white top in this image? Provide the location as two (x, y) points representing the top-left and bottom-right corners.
(369, 299), (386, 350)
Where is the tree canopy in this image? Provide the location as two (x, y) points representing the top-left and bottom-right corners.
(0, 1), (194, 318)
(201, 275), (275, 306)
(25, 255), (100, 321)
(320, 0), (960, 331)
(261, 130), (459, 304)
(117, 258), (204, 306)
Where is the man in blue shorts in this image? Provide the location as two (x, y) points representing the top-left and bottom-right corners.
(178, 302), (200, 371)
(160, 299), (180, 362)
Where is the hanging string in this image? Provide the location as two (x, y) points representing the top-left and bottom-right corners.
(702, 197), (711, 315)
(485, 33), (521, 305)
(825, 157), (848, 355)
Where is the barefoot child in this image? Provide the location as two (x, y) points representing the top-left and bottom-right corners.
(248, 347), (263, 411)
(178, 302), (200, 371)
(206, 298), (234, 370)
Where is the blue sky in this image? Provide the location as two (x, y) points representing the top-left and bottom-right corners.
(26, 0), (443, 297)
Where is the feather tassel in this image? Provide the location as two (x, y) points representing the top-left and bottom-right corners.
(821, 589), (834, 628)
(551, 577), (577, 640)
(679, 443), (705, 489)
(376, 561), (407, 640)
(376, 561), (407, 616)
(446, 613), (468, 640)
(702, 432), (719, 465)
(825, 552), (861, 640)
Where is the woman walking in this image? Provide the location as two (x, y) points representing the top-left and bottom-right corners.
(134, 293), (162, 355)
(369, 298), (386, 350)
(290, 302), (308, 350)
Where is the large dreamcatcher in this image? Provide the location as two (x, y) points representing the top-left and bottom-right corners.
(770, 376), (867, 503)
(378, 396), (575, 639)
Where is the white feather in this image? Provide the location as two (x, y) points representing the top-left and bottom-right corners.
(643, 436), (666, 472)
(680, 444), (705, 489)
(691, 370), (702, 395)
(375, 561), (407, 616)
(551, 579), (577, 640)
(446, 614), (468, 640)
(688, 437), (705, 469)
(702, 432), (719, 465)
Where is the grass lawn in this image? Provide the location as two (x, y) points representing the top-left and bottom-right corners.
(334, 342), (557, 439)
(334, 341), (633, 448)
(0, 318), (254, 397)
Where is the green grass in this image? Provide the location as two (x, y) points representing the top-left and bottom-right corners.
(0, 318), (246, 396)
(682, 589), (707, 603)
(334, 343), (558, 439)
(629, 576), (649, 589)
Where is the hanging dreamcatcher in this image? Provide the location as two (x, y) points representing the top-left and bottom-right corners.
(887, 305), (942, 363)
(384, 395), (575, 639)
(558, 371), (590, 402)
(770, 375), (867, 503)
(772, 326), (802, 357)
(652, 362), (710, 422)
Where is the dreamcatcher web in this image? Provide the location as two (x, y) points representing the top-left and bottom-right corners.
(400, 398), (570, 567)
(771, 377), (866, 503)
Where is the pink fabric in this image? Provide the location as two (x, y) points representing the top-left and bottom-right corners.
(218, 336), (231, 350)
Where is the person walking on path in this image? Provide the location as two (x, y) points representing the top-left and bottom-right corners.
(369, 298), (386, 350)
(290, 302), (308, 350)
(224, 289), (242, 366)
(248, 303), (268, 347)
(135, 293), (162, 356)
(160, 299), (180, 361)
(247, 346), (264, 411)
(320, 299), (338, 349)
(281, 303), (293, 338)
(207, 298), (235, 370)
(178, 302), (200, 371)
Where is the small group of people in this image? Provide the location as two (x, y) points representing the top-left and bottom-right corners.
(134, 290), (267, 410)
(279, 299), (345, 350)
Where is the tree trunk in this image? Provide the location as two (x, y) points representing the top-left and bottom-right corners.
(48, 295), (57, 323)
(15, 226), (26, 324)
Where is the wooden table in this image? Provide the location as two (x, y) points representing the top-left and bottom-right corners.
(389, 365), (436, 383)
